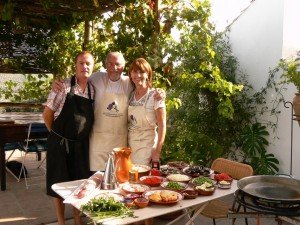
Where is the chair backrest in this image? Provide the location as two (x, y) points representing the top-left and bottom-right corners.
(211, 158), (253, 180)
(23, 123), (48, 152)
(27, 123), (48, 139)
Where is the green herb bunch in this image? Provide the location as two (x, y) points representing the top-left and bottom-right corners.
(80, 197), (135, 221)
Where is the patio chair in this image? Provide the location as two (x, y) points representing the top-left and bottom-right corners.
(5, 142), (23, 179)
(199, 158), (254, 225)
(17, 122), (48, 189)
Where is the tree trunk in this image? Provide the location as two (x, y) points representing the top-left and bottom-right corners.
(83, 20), (92, 50)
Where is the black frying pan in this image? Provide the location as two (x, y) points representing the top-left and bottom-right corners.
(237, 175), (300, 201)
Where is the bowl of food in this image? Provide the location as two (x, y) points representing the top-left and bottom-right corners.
(140, 176), (164, 187)
(143, 190), (183, 204)
(217, 180), (232, 189)
(124, 193), (140, 201)
(190, 176), (215, 186)
(130, 164), (151, 180)
(166, 174), (192, 183)
(134, 197), (149, 208)
(181, 190), (198, 199)
(122, 183), (150, 195)
(161, 181), (188, 192)
(182, 165), (212, 177)
(123, 199), (135, 207)
(160, 165), (181, 177)
(214, 173), (233, 182)
(167, 161), (189, 170)
(194, 182), (216, 196)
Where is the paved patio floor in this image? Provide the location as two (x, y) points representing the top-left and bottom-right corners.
(0, 150), (294, 225)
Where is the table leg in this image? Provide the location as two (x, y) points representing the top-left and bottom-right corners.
(145, 218), (153, 225)
(0, 145), (6, 191)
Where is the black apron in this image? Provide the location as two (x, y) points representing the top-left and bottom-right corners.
(46, 76), (94, 198)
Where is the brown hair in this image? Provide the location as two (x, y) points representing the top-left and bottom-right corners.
(128, 58), (153, 87)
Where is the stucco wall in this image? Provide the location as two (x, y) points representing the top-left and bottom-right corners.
(227, 0), (300, 178)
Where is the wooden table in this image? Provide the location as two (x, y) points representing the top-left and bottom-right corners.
(0, 112), (46, 191)
(52, 178), (238, 225)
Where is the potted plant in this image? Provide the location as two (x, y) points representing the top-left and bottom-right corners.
(279, 54), (300, 124)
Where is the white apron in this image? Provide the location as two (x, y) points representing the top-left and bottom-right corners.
(128, 90), (157, 166)
(90, 76), (128, 171)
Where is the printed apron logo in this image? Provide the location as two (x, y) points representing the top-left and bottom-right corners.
(129, 114), (140, 130)
(107, 101), (119, 112)
(104, 101), (123, 117)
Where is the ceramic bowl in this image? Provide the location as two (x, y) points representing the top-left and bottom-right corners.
(166, 174), (192, 183)
(123, 199), (135, 207)
(217, 180), (232, 189)
(194, 185), (216, 196)
(167, 161), (189, 170)
(130, 164), (151, 179)
(181, 190), (198, 199)
(139, 176), (164, 187)
(160, 165), (181, 177)
(122, 183), (150, 195)
(214, 173), (233, 182)
(134, 197), (149, 208)
(161, 181), (188, 192)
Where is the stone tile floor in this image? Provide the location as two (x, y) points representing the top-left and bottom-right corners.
(1, 150), (295, 225)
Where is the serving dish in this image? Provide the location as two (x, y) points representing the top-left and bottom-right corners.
(181, 190), (198, 199)
(167, 161), (189, 170)
(139, 176), (164, 187)
(130, 164), (151, 180)
(182, 166), (213, 177)
(94, 192), (125, 202)
(134, 197), (149, 208)
(143, 189), (183, 204)
(122, 183), (150, 195)
(161, 181), (188, 192)
(190, 176), (215, 186)
(194, 183), (216, 196)
(166, 174), (192, 183)
(160, 165), (181, 176)
(214, 173), (233, 182)
(217, 180), (232, 189)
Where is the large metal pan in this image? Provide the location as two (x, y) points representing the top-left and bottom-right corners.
(237, 175), (300, 201)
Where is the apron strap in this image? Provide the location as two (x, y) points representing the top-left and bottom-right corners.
(50, 129), (79, 154)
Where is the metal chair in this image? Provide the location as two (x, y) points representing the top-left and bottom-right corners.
(18, 123), (48, 189)
(200, 158), (254, 225)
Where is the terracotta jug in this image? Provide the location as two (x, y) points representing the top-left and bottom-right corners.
(113, 147), (132, 183)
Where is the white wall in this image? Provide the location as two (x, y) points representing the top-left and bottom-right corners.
(227, 0), (300, 178)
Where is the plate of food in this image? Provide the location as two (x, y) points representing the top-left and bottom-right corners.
(214, 173), (233, 182)
(143, 190), (183, 204)
(94, 192), (125, 202)
(160, 165), (181, 176)
(166, 174), (192, 183)
(167, 161), (189, 170)
(190, 176), (215, 186)
(122, 183), (150, 195)
(139, 176), (164, 187)
(194, 182), (216, 196)
(161, 181), (188, 192)
(217, 180), (232, 189)
(64, 171), (103, 203)
(182, 165), (213, 177)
